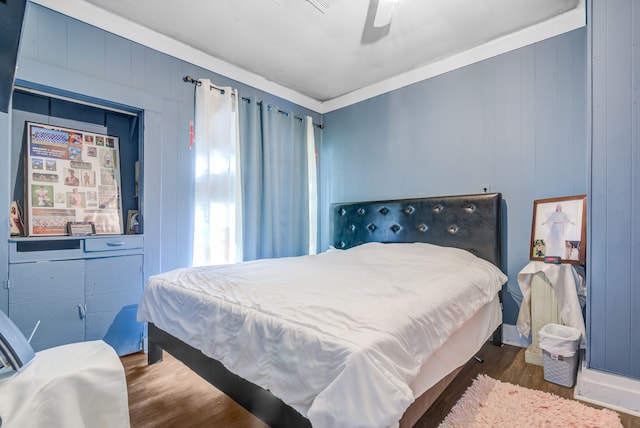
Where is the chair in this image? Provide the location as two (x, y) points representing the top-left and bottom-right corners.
(0, 310), (130, 428)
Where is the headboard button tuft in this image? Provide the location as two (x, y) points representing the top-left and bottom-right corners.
(367, 223), (377, 232)
(433, 204), (444, 213)
(447, 224), (459, 234)
(348, 224), (356, 232)
(403, 205), (415, 215)
(464, 204), (477, 213)
(379, 207), (389, 215)
(338, 208), (346, 216)
(357, 208), (366, 215)
(417, 224), (429, 232)
(391, 224), (401, 233)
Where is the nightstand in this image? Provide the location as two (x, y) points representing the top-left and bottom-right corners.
(516, 261), (586, 366)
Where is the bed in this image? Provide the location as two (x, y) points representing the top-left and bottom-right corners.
(138, 192), (506, 428)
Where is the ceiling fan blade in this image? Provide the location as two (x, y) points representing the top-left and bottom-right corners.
(306, 0), (338, 13)
(373, 0), (396, 28)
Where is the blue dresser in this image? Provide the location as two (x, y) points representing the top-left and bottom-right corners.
(8, 235), (144, 356)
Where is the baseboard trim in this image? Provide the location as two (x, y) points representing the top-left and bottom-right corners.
(501, 323), (640, 417)
(575, 359), (640, 417)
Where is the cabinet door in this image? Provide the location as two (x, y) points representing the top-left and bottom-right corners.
(9, 260), (85, 352)
(85, 254), (144, 355)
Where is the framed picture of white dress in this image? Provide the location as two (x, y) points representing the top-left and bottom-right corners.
(25, 121), (123, 236)
(530, 194), (587, 264)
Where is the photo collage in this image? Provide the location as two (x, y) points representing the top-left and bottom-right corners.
(26, 122), (123, 236)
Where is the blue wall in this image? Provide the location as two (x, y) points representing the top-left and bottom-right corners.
(588, 0), (640, 380)
(321, 29), (588, 326)
(0, 111), (8, 311)
(0, 2), (321, 302)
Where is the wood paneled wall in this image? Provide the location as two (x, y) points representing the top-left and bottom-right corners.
(588, 0), (640, 380)
(0, 3), (320, 302)
(321, 29), (588, 325)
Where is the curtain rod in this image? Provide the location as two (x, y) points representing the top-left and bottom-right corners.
(183, 75), (324, 129)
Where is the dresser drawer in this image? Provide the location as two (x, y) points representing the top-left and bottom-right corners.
(84, 236), (143, 252)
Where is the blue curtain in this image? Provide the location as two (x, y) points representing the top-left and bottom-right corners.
(239, 97), (310, 260)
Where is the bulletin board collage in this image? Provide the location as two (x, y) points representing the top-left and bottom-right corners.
(24, 121), (123, 236)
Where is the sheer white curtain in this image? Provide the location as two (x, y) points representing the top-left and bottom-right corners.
(192, 80), (242, 266)
(306, 116), (318, 255)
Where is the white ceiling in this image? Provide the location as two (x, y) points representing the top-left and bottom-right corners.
(31, 0), (585, 113)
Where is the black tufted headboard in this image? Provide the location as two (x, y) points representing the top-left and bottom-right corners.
(332, 192), (503, 268)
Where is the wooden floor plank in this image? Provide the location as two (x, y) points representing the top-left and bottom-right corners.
(122, 343), (640, 427)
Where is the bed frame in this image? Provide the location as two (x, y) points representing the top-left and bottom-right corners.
(147, 192), (504, 427)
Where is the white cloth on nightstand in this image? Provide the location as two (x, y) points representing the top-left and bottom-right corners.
(516, 261), (586, 347)
(0, 340), (130, 428)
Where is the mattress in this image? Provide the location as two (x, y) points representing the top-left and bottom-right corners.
(138, 242), (507, 428)
(410, 295), (501, 396)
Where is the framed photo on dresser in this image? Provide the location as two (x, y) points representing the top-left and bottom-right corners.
(530, 194), (587, 264)
(24, 122), (124, 236)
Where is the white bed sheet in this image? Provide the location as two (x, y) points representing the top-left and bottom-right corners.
(409, 295), (501, 400)
(138, 242), (506, 428)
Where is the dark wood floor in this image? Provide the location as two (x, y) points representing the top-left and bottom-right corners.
(122, 342), (640, 428)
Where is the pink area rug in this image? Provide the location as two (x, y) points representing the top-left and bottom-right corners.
(439, 375), (622, 427)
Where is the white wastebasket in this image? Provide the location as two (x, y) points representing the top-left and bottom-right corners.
(538, 323), (581, 387)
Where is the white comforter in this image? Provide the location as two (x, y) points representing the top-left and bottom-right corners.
(138, 242), (507, 428)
